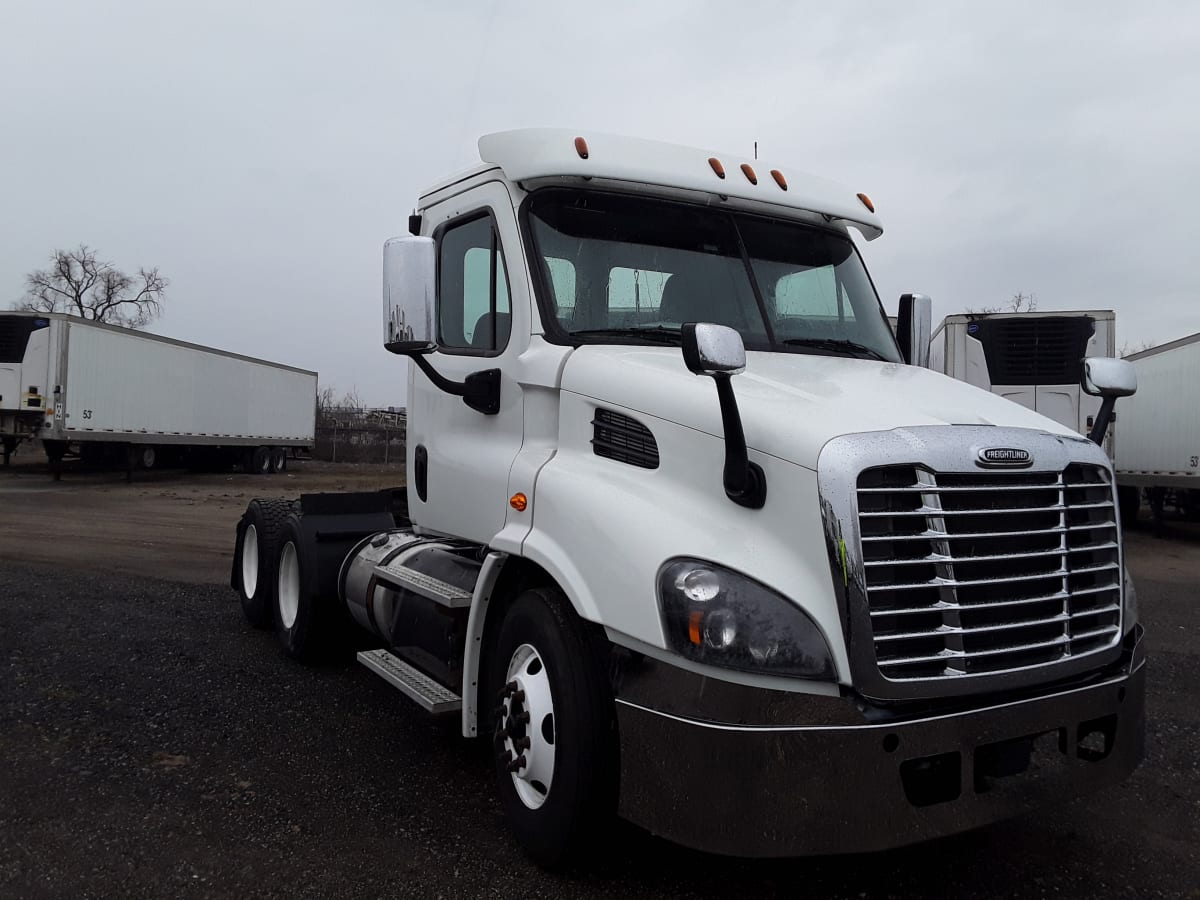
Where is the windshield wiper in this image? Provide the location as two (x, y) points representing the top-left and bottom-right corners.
(570, 326), (683, 345)
(781, 337), (890, 361)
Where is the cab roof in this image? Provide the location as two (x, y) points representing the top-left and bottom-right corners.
(420, 128), (883, 240)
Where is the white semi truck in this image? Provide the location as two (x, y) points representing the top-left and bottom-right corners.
(929, 310), (1117, 455)
(1113, 332), (1200, 525)
(231, 130), (1144, 865)
(0, 312), (316, 475)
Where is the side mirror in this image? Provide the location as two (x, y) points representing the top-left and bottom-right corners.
(681, 323), (746, 376)
(896, 293), (932, 367)
(1081, 356), (1137, 447)
(681, 323), (765, 510)
(383, 236), (436, 355)
(1082, 357), (1137, 398)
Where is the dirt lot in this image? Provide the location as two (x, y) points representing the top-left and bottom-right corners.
(0, 458), (403, 584)
(1, 461), (1198, 897)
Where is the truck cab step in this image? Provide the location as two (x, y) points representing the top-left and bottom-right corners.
(357, 649), (462, 715)
(372, 562), (472, 608)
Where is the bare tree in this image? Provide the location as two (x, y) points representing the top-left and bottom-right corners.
(18, 245), (168, 329)
(967, 292), (1038, 315)
(1119, 339), (1155, 358)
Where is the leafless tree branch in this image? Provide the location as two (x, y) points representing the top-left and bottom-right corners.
(14, 245), (168, 328)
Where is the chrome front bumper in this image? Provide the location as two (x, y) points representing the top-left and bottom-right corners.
(614, 628), (1145, 857)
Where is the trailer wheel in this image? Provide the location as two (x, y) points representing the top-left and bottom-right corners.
(137, 445), (157, 470)
(250, 445), (271, 475)
(273, 514), (336, 661)
(270, 447), (287, 474)
(1118, 485), (1140, 529)
(487, 587), (617, 867)
(234, 498), (295, 628)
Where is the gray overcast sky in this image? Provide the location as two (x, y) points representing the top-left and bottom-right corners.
(2, 1), (1196, 405)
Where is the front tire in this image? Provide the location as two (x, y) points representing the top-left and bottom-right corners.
(487, 587), (617, 868)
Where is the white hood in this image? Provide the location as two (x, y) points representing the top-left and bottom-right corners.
(560, 346), (1078, 470)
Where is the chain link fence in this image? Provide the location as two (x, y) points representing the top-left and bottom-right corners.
(314, 407), (406, 465)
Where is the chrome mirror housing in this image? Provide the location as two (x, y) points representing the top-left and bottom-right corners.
(1082, 357), (1137, 398)
(681, 323), (746, 376)
(382, 236), (436, 355)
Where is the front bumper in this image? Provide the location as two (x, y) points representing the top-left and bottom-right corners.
(614, 631), (1145, 857)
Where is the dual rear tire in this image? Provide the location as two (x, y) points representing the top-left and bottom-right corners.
(235, 498), (297, 628)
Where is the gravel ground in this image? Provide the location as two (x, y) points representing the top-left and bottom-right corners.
(1, 541), (1198, 897)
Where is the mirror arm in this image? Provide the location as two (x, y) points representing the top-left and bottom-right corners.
(410, 354), (501, 416)
(1088, 395), (1116, 446)
(713, 374), (767, 509)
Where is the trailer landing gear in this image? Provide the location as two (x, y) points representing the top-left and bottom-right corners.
(2, 436), (15, 467)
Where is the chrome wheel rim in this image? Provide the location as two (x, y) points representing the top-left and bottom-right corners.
(278, 542), (300, 629)
(497, 643), (556, 810)
(241, 524), (259, 598)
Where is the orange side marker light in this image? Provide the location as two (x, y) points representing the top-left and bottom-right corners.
(509, 492), (528, 512)
(740, 163), (758, 185)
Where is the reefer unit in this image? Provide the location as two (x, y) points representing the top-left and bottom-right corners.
(0, 312), (316, 472)
(930, 310), (1116, 446)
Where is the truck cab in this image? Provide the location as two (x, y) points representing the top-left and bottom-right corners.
(234, 129), (1144, 865)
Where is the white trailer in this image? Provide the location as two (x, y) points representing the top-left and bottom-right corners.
(1114, 332), (1200, 524)
(0, 312), (316, 474)
(930, 310), (1116, 452)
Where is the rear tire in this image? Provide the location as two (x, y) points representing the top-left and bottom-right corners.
(137, 445), (157, 470)
(250, 445), (271, 475)
(486, 587), (617, 868)
(269, 446), (287, 474)
(235, 498), (295, 628)
(273, 514), (336, 661)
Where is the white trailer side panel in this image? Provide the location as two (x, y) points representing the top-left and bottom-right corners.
(1115, 333), (1200, 488)
(62, 321), (315, 443)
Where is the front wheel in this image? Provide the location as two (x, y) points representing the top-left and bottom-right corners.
(487, 587), (617, 868)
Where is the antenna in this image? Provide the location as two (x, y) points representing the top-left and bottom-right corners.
(754, 141), (758, 160)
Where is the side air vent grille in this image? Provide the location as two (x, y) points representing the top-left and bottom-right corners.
(592, 408), (659, 470)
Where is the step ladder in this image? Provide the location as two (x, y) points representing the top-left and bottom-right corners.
(357, 649), (461, 715)
(372, 561), (472, 608)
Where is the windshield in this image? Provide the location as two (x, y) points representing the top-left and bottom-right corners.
(525, 190), (902, 362)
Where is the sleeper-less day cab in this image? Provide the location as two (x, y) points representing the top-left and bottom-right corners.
(232, 130), (1144, 865)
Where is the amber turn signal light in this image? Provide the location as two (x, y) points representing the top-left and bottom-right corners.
(574, 136), (589, 159)
(509, 492), (528, 512)
(857, 192), (875, 212)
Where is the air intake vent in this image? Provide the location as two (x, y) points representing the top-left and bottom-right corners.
(592, 408), (659, 469)
(971, 316), (1095, 385)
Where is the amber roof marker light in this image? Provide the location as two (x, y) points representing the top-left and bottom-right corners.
(574, 136), (589, 159)
(770, 169), (787, 190)
(857, 192), (875, 213)
(708, 157), (726, 179)
(740, 163), (758, 185)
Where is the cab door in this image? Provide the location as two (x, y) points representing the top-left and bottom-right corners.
(406, 182), (527, 544)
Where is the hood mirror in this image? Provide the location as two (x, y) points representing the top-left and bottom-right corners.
(681, 323), (766, 510)
(1082, 357), (1137, 398)
(682, 323), (746, 376)
(1081, 356), (1137, 446)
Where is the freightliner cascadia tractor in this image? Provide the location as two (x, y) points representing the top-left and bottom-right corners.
(231, 129), (1144, 866)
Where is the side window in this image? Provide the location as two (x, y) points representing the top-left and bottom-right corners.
(438, 215), (511, 352)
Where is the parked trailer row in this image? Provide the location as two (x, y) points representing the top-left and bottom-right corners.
(0, 313), (316, 476)
(1114, 332), (1200, 525)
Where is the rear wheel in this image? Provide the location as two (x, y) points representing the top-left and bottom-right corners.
(271, 447), (288, 473)
(487, 587), (617, 868)
(250, 445), (271, 475)
(273, 515), (336, 661)
(137, 445), (157, 470)
(235, 498), (295, 628)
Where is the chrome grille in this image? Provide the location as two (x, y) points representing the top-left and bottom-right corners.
(856, 463), (1122, 681)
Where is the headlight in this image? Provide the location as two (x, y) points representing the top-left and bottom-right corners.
(657, 559), (835, 680)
